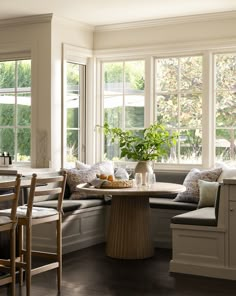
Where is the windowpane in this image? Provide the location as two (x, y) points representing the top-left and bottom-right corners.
(156, 94), (178, 127)
(104, 62), (123, 95)
(67, 63), (79, 95)
(216, 129), (236, 162)
(180, 93), (202, 128)
(216, 91), (236, 127)
(156, 58), (178, 91)
(0, 94), (14, 125)
(0, 61), (15, 90)
(125, 61), (145, 94)
(17, 128), (30, 161)
(0, 128), (14, 157)
(67, 98), (79, 129)
(17, 93), (31, 126)
(216, 54), (236, 90)
(125, 95), (144, 128)
(179, 129), (202, 164)
(104, 96), (122, 127)
(180, 56), (202, 91)
(17, 60), (31, 88)
(66, 130), (79, 162)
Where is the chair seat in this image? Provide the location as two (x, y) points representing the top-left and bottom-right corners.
(0, 206), (58, 218)
(0, 216), (12, 225)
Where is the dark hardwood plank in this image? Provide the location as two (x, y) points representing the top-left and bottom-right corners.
(1, 244), (236, 295)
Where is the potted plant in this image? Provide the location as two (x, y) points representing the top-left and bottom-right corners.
(100, 122), (178, 181)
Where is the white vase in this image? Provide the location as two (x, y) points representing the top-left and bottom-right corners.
(134, 161), (153, 185)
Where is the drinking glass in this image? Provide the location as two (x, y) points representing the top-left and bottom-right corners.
(135, 173), (142, 188)
(145, 172), (156, 187)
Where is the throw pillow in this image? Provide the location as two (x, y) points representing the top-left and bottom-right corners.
(217, 165), (236, 183)
(198, 180), (219, 208)
(67, 168), (100, 199)
(75, 160), (91, 170)
(174, 168), (222, 203)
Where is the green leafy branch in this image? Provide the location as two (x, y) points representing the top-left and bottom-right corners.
(99, 122), (178, 161)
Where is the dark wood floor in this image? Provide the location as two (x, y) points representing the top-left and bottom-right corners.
(1, 243), (236, 295)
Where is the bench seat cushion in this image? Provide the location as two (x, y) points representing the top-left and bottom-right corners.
(33, 199), (105, 213)
(149, 198), (197, 210)
(171, 207), (216, 226)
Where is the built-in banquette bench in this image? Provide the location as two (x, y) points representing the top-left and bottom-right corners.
(32, 169), (201, 254)
(30, 165), (236, 280)
(169, 175), (236, 281)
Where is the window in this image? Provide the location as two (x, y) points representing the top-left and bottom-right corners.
(103, 60), (145, 160)
(215, 53), (236, 164)
(0, 59), (31, 163)
(64, 61), (86, 166)
(155, 55), (203, 164)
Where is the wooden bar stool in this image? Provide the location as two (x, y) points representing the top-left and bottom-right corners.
(1, 171), (67, 296)
(0, 174), (21, 296)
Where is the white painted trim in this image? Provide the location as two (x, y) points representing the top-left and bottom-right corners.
(94, 11), (236, 32)
(0, 14), (52, 29)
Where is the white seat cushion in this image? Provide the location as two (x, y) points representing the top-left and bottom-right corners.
(0, 216), (12, 225)
(0, 206), (58, 218)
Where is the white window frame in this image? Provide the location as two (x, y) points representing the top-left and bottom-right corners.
(0, 56), (31, 164)
(95, 44), (236, 170)
(62, 44), (93, 168)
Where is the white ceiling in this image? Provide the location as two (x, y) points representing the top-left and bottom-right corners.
(1, 0), (236, 26)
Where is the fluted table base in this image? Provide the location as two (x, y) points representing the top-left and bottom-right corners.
(106, 195), (154, 259)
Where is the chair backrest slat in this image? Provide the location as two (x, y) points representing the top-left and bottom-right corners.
(26, 171), (67, 217)
(0, 174), (21, 222)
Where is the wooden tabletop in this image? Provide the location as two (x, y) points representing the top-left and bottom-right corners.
(77, 182), (186, 197)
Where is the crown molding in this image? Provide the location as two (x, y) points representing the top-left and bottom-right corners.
(94, 37), (236, 58)
(0, 13), (53, 28)
(95, 10), (236, 32)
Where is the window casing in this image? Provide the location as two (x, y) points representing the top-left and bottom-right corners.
(97, 47), (236, 169)
(0, 59), (31, 163)
(63, 61), (86, 167)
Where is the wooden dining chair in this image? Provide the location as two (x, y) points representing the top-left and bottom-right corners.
(14, 171), (67, 296)
(0, 174), (21, 296)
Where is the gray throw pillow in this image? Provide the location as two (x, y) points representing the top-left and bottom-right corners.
(174, 168), (222, 203)
(198, 180), (219, 208)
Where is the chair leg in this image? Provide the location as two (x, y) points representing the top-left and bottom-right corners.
(18, 224), (24, 286)
(10, 226), (16, 296)
(57, 216), (62, 292)
(25, 224), (32, 296)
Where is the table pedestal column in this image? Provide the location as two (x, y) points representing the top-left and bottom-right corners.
(106, 195), (154, 259)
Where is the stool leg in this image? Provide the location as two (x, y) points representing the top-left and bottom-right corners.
(25, 224), (32, 296)
(10, 226), (16, 296)
(57, 216), (62, 292)
(18, 224), (24, 286)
